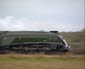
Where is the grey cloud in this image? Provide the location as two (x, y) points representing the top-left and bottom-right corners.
(0, 16), (84, 31)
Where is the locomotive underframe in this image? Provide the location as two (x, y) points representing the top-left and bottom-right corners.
(0, 42), (67, 54)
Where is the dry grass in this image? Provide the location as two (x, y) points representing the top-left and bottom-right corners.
(0, 54), (85, 69)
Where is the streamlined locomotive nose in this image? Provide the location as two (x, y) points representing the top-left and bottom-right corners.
(55, 34), (71, 52)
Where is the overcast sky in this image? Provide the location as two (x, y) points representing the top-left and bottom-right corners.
(0, 0), (84, 31)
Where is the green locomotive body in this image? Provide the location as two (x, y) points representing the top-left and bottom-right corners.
(0, 31), (70, 54)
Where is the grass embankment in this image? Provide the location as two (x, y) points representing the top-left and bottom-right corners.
(61, 32), (85, 43)
(0, 54), (84, 69)
(61, 32), (85, 54)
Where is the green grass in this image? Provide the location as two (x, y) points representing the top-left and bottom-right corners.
(0, 54), (84, 63)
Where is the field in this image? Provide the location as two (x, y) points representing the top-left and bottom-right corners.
(0, 54), (85, 69)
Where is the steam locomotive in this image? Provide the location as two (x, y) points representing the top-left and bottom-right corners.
(0, 31), (70, 54)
